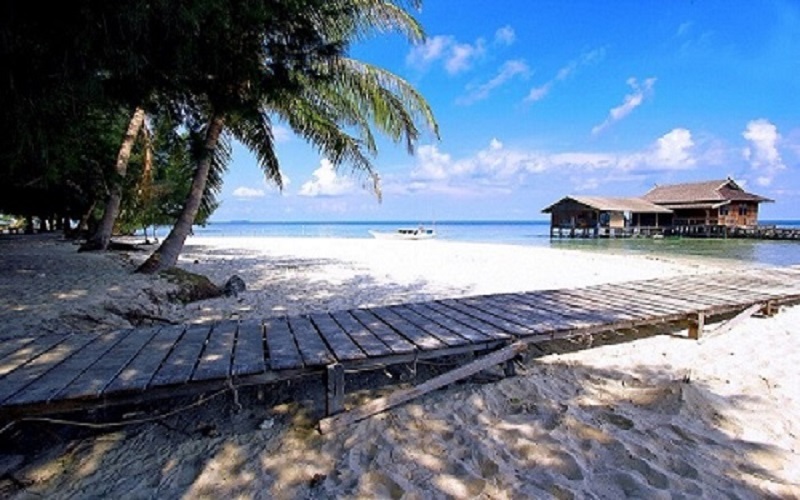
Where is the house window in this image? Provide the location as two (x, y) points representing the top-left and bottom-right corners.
(719, 207), (729, 216)
(738, 205), (749, 216)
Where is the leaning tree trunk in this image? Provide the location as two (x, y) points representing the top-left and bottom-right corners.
(83, 106), (146, 251)
(137, 114), (226, 274)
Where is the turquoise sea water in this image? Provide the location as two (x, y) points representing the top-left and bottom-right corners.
(187, 220), (800, 267)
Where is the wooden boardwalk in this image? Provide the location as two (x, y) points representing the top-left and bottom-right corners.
(2, 266), (800, 419)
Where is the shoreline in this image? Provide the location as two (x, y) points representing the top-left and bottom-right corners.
(1, 233), (798, 498)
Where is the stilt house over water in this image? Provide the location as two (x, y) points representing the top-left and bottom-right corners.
(543, 178), (773, 238)
(642, 178), (772, 228)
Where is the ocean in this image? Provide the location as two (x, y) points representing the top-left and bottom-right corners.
(184, 220), (800, 267)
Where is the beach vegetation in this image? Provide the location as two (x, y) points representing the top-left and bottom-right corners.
(0, 1), (437, 271)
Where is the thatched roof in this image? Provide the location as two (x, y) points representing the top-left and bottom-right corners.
(542, 196), (672, 214)
(642, 178), (772, 204)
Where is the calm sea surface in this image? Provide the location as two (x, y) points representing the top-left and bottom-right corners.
(187, 220), (800, 267)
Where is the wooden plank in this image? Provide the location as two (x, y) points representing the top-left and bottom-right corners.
(369, 307), (445, 350)
(288, 316), (335, 367)
(0, 333), (98, 404)
(0, 335), (67, 378)
(7, 330), (130, 405)
(616, 283), (711, 310)
(104, 325), (184, 393)
(701, 303), (763, 342)
(421, 302), (510, 340)
(585, 285), (688, 316)
(490, 294), (596, 330)
(264, 319), (303, 370)
(507, 293), (611, 327)
(441, 298), (530, 336)
(554, 289), (651, 321)
(310, 313), (366, 361)
(330, 311), (393, 357)
(58, 327), (161, 400)
(387, 305), (472, 347)
(193, 321), (237, 381)
(232, 320), (267, 375)
(404, 303), (492, 343)
(0, 336), (37, 363)
(522, 290), (625, 322)
(319, 342), (526, 434)
(350, 309), (416, 354)
(150, 324), (211, 387)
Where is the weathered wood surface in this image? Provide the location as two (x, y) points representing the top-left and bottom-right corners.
(2, 267), (799, 416)
(319, 341), (526, 434)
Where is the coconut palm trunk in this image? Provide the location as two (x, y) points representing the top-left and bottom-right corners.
(83, 106), (146, 250)
(137, 114), (225, 274)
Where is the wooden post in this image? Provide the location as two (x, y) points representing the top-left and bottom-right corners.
(503, 359), (517, 377)
(688, 312), (705, 340)
(319, 342), (525, 434)
(762, 300), (776, 317)
(326, 363), (345, 416)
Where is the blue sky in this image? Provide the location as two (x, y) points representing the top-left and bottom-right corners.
(216, 0), (800, 222)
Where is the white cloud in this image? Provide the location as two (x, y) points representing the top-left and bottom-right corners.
(445, 40), (485, 74)
(742, 119), (785, 186)
(525, 48), (606, 103)
(406, 34), (486, 75)
(298, 159), (355, 197)
(591, 77), (656, 135)
(653, 128), (696, 167)
(411, 145), (453, 180)
(459, 59), (530, 104)
(393, 128), (702, 197)
(406, 35), (452, 69)
(494, 26), (516, 46)
(272, 125), (292, 143)
(232, 186), (265, 199)
(676, 21), (693, 38)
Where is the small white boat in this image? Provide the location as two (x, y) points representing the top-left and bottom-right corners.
(369, 227), (436, 240)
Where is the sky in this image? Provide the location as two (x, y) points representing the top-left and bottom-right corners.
(216, 0), (800, 222)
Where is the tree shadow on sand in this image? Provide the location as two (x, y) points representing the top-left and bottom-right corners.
(3, 328), (797, 499)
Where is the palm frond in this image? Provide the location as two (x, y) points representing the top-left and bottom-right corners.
(324, 0), (425, 44)
(226, 110), (283, 187)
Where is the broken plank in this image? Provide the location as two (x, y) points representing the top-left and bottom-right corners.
(288, 316), (334, 367)
(319, 342), (526, 434)
(264, 319), (302, 370)
(700, 303), (763, 342)
(310, 313), (366, 362)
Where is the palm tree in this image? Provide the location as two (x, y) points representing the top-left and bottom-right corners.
(82, 106), (147, 250)
(137, 0), (438, 273)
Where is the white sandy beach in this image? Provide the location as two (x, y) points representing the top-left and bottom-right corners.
(1, 233), (798, 498)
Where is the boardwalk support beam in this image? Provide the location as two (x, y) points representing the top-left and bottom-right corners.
(326, 363), (345, 416)
(762, 300), (777, 317)
(688, 312), (705, 340)
(319, 342), (525, 434)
